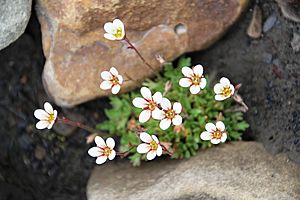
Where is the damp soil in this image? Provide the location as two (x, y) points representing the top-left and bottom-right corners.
(0, 0), (299, 199)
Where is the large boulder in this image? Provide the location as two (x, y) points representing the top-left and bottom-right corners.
(0, 0), (32, 50)
(87, 142), (300, 200)
(35, 0), (249, 107)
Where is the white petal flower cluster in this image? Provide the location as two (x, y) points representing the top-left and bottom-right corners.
(137, 132), (162, 160)
(103, 19), (125, 40)
(100, 67), (123, 94)
(200, 121), (227, 144)
(88, 136), (116, 165)
(213, 77), (235, 101)
(132, 87), (182, 130)
(34, 102), (57, 130)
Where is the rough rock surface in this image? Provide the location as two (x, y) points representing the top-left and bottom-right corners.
(87, 142), (300, 200)
(35, 0), (249, 107)
(0, 0), (32, 50)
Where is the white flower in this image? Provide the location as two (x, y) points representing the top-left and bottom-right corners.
(179, 64), (207, 94)
(200, 121), (227, 144)
(213, 77), (235, 101)
(88, 136), (116, 165)
(132, 87), (162, 123)
(34, 102), (57, 130)
(103, 19), (125, 40)
(152, 98), (182, 130)
(100, 67), (123, 94)
(137, 132), (162, 160)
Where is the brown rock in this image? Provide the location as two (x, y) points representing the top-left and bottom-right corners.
(247, 5), (262, 39)
(87, 142), (300, 200)
(36, 0), (249, 107)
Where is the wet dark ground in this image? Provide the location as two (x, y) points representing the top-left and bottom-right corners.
(0, 0), (299, 200)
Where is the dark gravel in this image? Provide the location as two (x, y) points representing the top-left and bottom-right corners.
(0, 0), (299, 200)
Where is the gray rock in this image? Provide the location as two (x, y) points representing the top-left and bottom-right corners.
(87, 142), (300, 200)
(276, 0), (300, 23)
(291, 32), (300, 53)
(0, 0), (32, 50)
(263, 14), (277, 33)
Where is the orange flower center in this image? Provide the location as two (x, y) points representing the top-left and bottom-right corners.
(114, 27), (123, 39)
(111, 76), (119, 85)
(147, 101), (157, 111)
(222, 86), (232, 97)
(212, 129), (223, 139)
(165, 109), (175, 119)
(150, 141), (158, 150)
(191, 75), (200, 85)
(102, 147), (112, 156)
(47, 113), (55, 123)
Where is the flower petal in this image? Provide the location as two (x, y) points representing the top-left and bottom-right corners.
(220, 77), (231, 86)
(140, 132), (152, 143)
(152, 92), (162, 104)
(213, 83), (223, 94)
(160, 118), (172, 130)
(161, 98), (171, 110)
(156, 145), (162, 156)
(117, 75), (123, 84)
(132, 97), (148, 108)
(152, 108), (164, 120)
(151, 135), (159, 143)
(172, 115), (182, 126)
(108, 150), (116, 160)
(221, 133), (227, 143)
(230, 84), (235, 95)
(205, 123), (216, 132)
(106, 137), (115, 149)
(111, 85), (121, 94)
(113, 19), (125, 38)
(104, 33), (116, 40)
(96, 156), (108, 165)
(139, 110), (151, 123)
(211, 138), (221, 145)
(200, 78), (207, 89)
(216, 121), (225, 131)
(34, 109), (49, 120)
(109, 67), (119, 76)
(179, 78), (192, 87)
(200, 131), (213, 140)
(104, 22), (114, 33)
(190, 85), (201, 94)
(95, 136), (106, 148)
(44, 102), (54, 114)
(182, 66), (193, 77)
(146, 150), (157, 160)
(137, 143), (151, 153)
(100, 71), (112, 80)
(88, 147), (101, 157)
(173, 102), (182, 114)
(140, 87), (152, 100)
(36, 120), (49, 130)
(47, 120), (55, 129)
(215, 94), (228, 101)
(193, 64), (203, 76)
(100, 81), (113, 90)
(53, 110), (58, 121)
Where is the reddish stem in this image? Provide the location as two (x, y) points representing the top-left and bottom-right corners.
(57, 117), (108, 136)
(123, 37), (155, 72)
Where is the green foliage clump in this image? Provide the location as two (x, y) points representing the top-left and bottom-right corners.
(97, 57), (249, 166)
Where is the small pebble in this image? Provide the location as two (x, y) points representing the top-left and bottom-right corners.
(291, 32), (300, 52)
(247, 5), (262, 39)
(262, 52), (273, 64)
(263, 14), (277, 33)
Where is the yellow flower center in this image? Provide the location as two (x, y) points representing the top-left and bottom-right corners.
(165, 109), (175, 119)
(222, 86), (232, 97)
(150, 141), (158, 150)
(47, 113), (55, 123)
(114, 27), (123, 39)
(102, 147), (112, 156)
(111, 76), (119, 85)
(191, 75), (200, 85)
(212, 129), (222, 139)
(147, 101), (157, 111)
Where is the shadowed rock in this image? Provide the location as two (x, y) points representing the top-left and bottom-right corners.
(87, 142), (300, 200)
